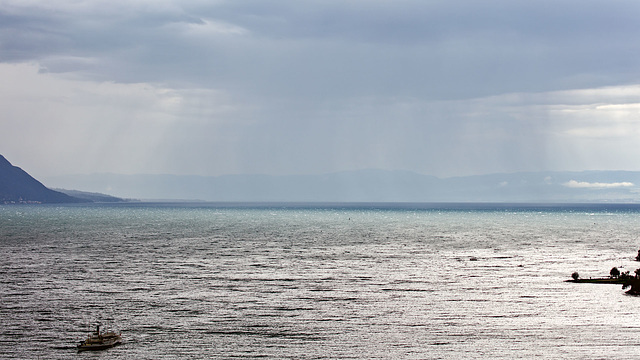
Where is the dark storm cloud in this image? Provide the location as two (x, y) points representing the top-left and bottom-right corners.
(176, 0), (640, 99)
(3, 1), (639, 99)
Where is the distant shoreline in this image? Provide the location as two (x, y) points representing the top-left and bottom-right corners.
(6, 201), (640, 213)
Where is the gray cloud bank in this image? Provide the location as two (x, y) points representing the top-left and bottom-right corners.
(563, 180), (634, 189)
(2, 1), (640, 179)
(4, 0), (639, 98)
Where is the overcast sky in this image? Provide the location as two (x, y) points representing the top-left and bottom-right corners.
(2, 0), (640, 179)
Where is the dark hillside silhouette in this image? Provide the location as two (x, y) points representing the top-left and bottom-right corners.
(0, 154), (85, 204)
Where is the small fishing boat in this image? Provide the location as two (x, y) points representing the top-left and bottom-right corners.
(77, 324), (121, 352)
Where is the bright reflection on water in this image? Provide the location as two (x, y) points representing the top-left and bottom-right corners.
(1, 203), (640, 359)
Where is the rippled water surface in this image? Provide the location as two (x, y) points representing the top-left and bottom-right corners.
(2, 203), (640, 359)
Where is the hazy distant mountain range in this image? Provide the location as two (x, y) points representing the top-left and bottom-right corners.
(44, 169), (640, 203)
(3, 152), (639, 203)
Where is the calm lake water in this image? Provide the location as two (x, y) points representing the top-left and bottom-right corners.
(1, 203), (640, 359)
